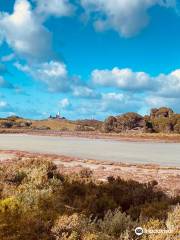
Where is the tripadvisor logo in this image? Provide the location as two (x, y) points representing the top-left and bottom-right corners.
(135, 227), (144, 236)
(135, 226), (174, 236)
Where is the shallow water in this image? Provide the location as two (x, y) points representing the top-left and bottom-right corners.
(0, 134), (179, 167)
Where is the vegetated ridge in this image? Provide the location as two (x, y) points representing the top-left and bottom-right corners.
(0, 107), (180, 134)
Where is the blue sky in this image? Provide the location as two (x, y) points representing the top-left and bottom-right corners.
(0, 0), (180, 119)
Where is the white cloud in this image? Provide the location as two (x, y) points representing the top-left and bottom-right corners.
(144, 95), (180, 113)
(0, 0), (51, 60)
(0, 101), (8, 109)
(80, 0), (176, 37)
(157, 70), (180, 98)
(90, 66), (180, 116)
(0, 100), (13, 112)
(14, 61), (87, 93)
(59, 98), (70, 108)
(92, 67), (180, 97)
(92, 67), (153, 91)
(35, 0), (75, 17)
(101, 92), (141, 113)
(145, 95), (167, 108)
(15, 61), (98, 94)
(38, 61), (67, 78)
(15, 61), (70, 92)
(73, 86), (100, 98)
(14, 62), (31, 73)
(66, 91), (143, 119)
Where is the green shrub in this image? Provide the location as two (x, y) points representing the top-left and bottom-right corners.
(97, 208), (135, 237)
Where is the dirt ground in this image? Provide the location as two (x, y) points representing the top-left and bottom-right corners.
(1, 129), (180, 142)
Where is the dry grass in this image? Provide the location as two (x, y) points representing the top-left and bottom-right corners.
(31, 119), (77, 131)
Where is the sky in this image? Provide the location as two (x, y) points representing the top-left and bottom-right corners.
(0, 0), (180, 120)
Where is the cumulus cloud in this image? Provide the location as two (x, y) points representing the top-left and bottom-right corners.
(15, 60), (99, 95)
(92, 67), (154, 91)
(15, 61), (70, 92)
(91, 67), (180, 97)
(34, 0), (75, 17)
(34, 61), (69, 92)
(0, 0), (51, 60)
(158, 70), (180, 98)
(66, 91), (143, 119)
(100, 92), (141, 113)
(89, 66), (180, 116)
(99, 67), (180, 116)
(144, 95), (180, 113)
(80, 0), (176, 37)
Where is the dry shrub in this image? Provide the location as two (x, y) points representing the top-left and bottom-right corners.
(0, 158), (179, 240)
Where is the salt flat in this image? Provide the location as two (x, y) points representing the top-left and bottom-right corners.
(0, 134), (179, 167)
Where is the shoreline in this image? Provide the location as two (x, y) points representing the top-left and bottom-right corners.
(0, 129), (180, 143)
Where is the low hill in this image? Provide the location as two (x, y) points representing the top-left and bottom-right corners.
(0, 116), (103, 132)
(0, 107), (180, 134)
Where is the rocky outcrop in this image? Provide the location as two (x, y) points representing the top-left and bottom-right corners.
(150, 107), (174, 119)
(103, 107), (180, 134)
(103, 112), (145, 133)
(150, 108), (176, 133)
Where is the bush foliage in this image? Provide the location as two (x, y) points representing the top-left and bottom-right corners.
(0, 158), (179, 239)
